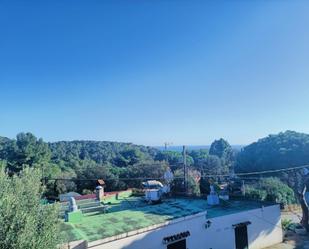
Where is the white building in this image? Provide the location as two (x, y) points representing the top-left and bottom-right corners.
(62, 195), (282, 249)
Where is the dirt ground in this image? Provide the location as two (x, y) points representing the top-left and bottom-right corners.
(265, 210), (309, 249)
(263, 210), (309, 249)
(266, 231), (309, 249)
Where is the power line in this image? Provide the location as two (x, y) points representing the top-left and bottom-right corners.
(201, 164), (309, 178)
(43, 164), (309, 182)
(44, 176), (186, 182)
(235, 164), (309, 176)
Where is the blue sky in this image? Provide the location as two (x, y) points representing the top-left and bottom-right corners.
(1, 0), (309, 146)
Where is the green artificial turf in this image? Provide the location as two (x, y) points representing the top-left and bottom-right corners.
(61, 194), (267, 243)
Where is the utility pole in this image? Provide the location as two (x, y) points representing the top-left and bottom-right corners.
(183, 145), (187, 194)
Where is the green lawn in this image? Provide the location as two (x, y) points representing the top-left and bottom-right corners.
(61, 195), (265, 243)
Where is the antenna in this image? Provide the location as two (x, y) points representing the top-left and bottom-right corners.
(164, 142), (173, 151)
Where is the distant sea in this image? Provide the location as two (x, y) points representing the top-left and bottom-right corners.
(155, 145), (244, 152)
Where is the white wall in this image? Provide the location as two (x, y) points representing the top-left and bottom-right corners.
(61, 240), (88, 249)
(86, 205), (282, 249)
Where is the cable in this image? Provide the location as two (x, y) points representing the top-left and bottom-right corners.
(44, 176), (186, 182)
(42, 164), (309, 182)
(201, 164), (309, 178)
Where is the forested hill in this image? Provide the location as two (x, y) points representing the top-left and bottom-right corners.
(49, 140), (158, 166)
(0, 134), (167, 194)
(3, 131), (309, 197)
(0, 133), (235, 196)
(236, 130), (309, 172)
(0, 133), (161, 174)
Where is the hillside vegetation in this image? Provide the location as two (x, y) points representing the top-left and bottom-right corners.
(1, 130), (309, 202)
(236, 130), (309, 172)
(0, 133), (233, 197)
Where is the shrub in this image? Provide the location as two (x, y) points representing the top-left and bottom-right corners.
(281, 219), (293, 231)
(0, 167), (60, 249)
(245, 177), (295, 205)
(245, 185), (267, 200)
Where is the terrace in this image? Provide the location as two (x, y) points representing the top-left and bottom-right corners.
(61, 191), (270, 243)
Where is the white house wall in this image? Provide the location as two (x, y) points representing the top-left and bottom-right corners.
(86, 205), (282, 249)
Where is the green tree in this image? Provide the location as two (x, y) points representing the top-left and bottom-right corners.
(5, 133), (51, 172)
(209, 139), (232, 158)
(54, 169), (77, 195)
(0, 167), (60, 249)
(245, 177), (295, 205)
(172, 169), (200, 196)
(114, 148), (147, 167)
(189, 149), (208, 166)
(235, 131), (309, 232)
(125, 161), (168, 188)
(187, 170), (201, 196)
(155, 151), (193, 169)
(0, 160), (6, 171)
(209, 138), (234, 167)
(236, 131), (309, 172)
(75, 160), (115, 191)
(199, 155), (225, 175)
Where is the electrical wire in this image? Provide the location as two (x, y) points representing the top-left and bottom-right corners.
(200, 164), (309, 178)
(43, 163), (309, 182)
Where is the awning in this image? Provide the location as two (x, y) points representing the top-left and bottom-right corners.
(162, 231), (190, 244)
(232, 221), (251, 228)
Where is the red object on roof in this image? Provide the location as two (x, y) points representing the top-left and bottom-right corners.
(74, 194), (96, 201)
(97, 179), (105, 186)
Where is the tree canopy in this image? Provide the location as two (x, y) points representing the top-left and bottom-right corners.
(0, 133), (51, 173)
(245, 177), (295, 205)
(0, 132), (239, 198)
(236, 130), (309, 172)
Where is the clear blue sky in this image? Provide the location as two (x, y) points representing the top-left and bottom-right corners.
(1, 0), (309, 146)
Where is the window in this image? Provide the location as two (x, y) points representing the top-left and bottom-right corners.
(167, 239), (186, 249)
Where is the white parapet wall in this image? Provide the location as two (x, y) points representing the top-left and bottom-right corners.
(60, 240), (88, 249)
(76, 204), (282, 249)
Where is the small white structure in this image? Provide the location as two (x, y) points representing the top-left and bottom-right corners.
(207, 185), (220, 205)
(145, 189), (162, 202)
(69, 197), (78, 212)
(143, 180), (169, 203)
(164, 169), (174, 185)
(96, 186), (104, 201)
(163, 169), (174, 194)
(219, 187), (230, 201)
